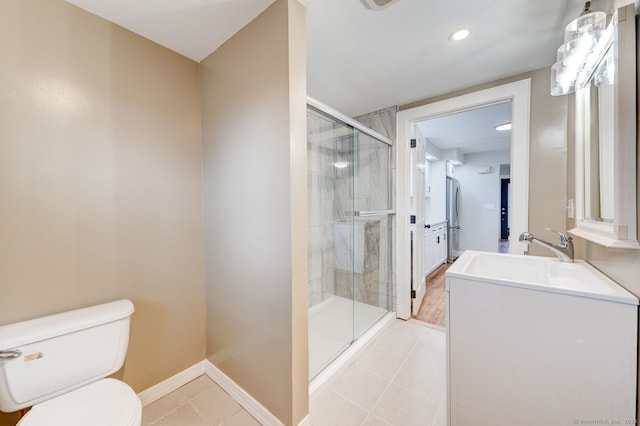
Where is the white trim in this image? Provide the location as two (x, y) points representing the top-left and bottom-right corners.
(298, 414), (311, 426)
(396, 79), (531, 320)
(137, 361), (206, 406)
(204, 360), (283, 426)
(309, 312), (394, 396)
(569, 225), (640, 249)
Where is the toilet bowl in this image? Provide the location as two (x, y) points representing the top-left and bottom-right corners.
(0, 300), (142, 426)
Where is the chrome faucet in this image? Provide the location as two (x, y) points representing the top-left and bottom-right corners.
(519, 228), (574, 263)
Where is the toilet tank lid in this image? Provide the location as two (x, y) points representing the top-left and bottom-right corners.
(0, 300), (134, 351)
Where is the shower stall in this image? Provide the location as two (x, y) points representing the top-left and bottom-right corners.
(307, 98), (394, 379)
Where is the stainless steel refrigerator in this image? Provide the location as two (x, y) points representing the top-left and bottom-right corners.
(446, 177), (461, 262)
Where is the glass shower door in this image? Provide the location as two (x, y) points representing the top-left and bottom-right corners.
(307, 106), (355, 379)
(307, 105), (392, 380)
(352, 129), (392, 339)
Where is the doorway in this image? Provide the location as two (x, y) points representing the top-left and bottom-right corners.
(411, 102), (512, 327)
(395, 78), (531, 320)
(501, 178), (511, 239)
(500, 177), (511, 254)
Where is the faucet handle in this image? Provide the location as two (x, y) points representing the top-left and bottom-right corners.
(544, 227), (572, 247)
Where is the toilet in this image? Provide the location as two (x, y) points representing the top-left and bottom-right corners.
(0, 300), (142, 425)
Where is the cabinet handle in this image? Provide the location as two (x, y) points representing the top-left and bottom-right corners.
(0, 350), (21, 360)
(425, 224), (431, 229)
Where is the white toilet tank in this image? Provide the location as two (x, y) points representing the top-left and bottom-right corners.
(0, 299), (135, 413)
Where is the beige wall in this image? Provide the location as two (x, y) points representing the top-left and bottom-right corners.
(200, 0), (308, 424)
(0, 1), (206, 424)
(401, 67), (569, 255)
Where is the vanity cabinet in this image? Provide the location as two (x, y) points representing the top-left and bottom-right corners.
(446, 251), (638, 426)
(424, 221), (447, 277)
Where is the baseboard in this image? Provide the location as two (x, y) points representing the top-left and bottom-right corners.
(137, 359), (311, 425)
(297, 414), (311, 426)
(137, 361), (206, 406)
(204, 360), (283, 426)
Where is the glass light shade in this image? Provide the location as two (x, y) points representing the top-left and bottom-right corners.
(550, 8), (610, 96)
(563, 30), (600, 67)
(556, 45), (566, 63)
(551, 61), (575, 96)
(564, 10), (607, 41)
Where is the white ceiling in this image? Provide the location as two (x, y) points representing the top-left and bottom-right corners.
(66, 0), (599, 115)
(66, 0), (275, 62)
(416, 102), (512, 155)
(306, 0), (588, 116)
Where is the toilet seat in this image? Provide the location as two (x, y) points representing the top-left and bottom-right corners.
(17, 378), (141, 426)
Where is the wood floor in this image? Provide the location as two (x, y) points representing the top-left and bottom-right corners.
(414, 263), (450, 329)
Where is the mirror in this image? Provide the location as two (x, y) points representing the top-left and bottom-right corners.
(579, 44), (614, 224)
(570, 4), (639, 248)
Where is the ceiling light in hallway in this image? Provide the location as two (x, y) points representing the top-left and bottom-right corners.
(449, 28), (470, 41)
(360, 0), (401, 11)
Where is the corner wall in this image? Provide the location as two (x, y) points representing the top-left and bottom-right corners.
(199, 0), (308, 424)
(0, 1), (206, 425)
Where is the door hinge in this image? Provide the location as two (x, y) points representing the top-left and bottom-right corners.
(411, 289), (416, 298)
(410, 215), (416, 224)
(410, 138), (417, 148)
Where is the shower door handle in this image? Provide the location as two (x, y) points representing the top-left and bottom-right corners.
(355, 210), (396, 217)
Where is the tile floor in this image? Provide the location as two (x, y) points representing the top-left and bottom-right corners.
(142, 319), (446, 426)
(141, 376), (260, 425)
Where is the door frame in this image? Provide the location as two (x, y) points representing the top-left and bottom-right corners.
(395, 79), (531, 320)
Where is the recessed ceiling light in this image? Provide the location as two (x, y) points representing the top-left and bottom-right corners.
(495, 123), (512, 131)
(449, 29), (470, 42)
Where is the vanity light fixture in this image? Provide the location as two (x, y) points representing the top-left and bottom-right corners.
(550, 1), (611, 96)
(334, 161), (349, 169)
(449, 28), (470, 42)
(495, 123), (512, 131)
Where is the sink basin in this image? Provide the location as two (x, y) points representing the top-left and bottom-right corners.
(446, 250), (638, 305)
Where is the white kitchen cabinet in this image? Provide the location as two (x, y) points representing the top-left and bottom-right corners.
(424, 221), (447, 278)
